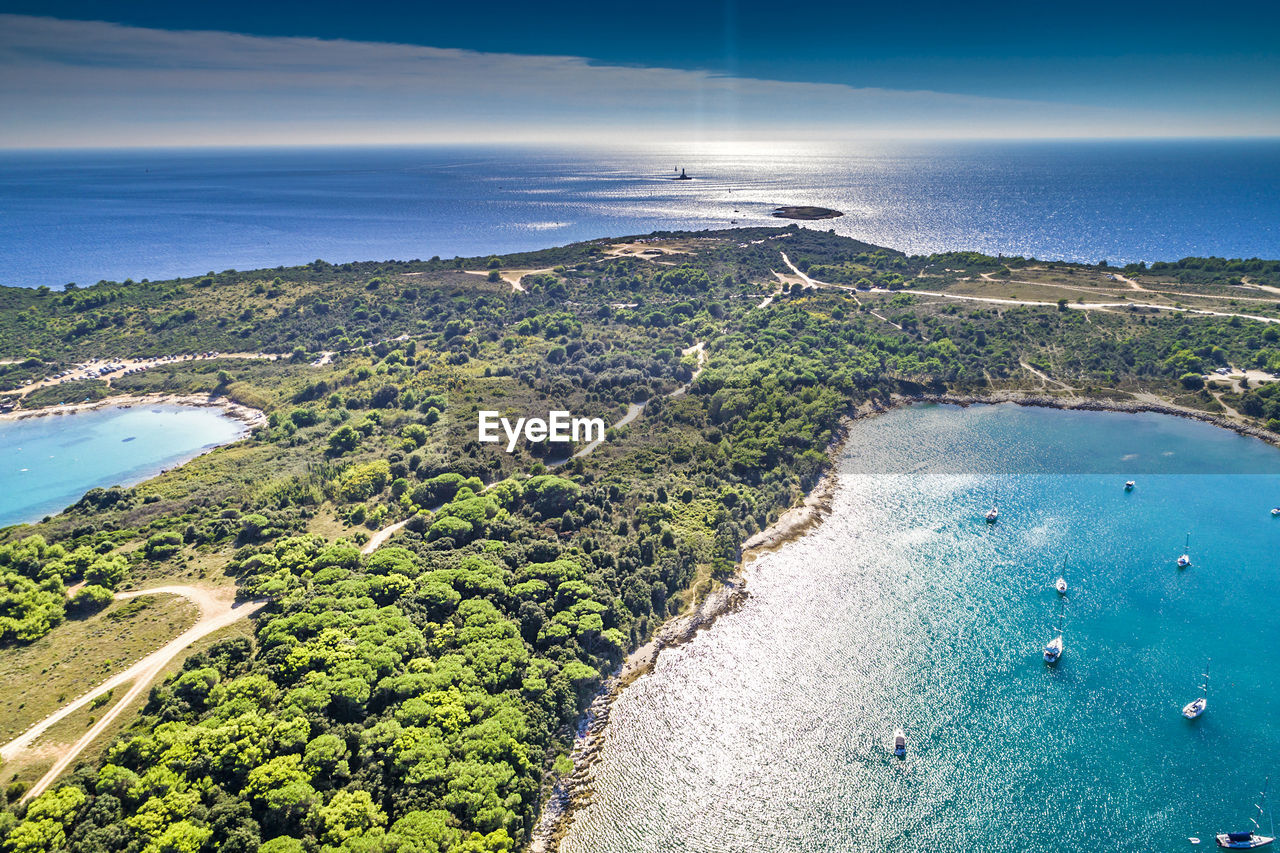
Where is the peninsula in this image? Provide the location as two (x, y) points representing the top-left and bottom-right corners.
(1, 226), (1279, 852)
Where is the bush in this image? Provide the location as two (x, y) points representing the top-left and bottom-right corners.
(144, 532), (184, 561)
(68, 584), (114, 613)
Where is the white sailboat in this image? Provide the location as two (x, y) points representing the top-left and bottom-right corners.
(1217, 780), (1275, 849)
(1044, 598), (1065, 665)
(1271, 507), (1279, 517)
(985, 505), (999, 523)
(1055, 569), (1068, 595)
(1178, 533), (1192, 568)
(1043, 634), (1063, 665)
(1182, 659), (1209, 720)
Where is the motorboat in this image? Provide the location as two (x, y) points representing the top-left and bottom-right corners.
(1125, 480), (1136, 491)
(893, 728), (906, 758)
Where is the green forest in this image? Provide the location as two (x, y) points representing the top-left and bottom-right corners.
(1, 226), (1279, 853)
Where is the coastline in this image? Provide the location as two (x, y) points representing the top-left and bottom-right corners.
(528, 388), (1280, 852)
(900, 390), (1280, 451)
(0, 392), (268, 430)
(0, 394), (268, 530)
(529, 411), (861, 852)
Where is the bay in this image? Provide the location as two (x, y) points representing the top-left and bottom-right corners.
(0, 405), (247, 529)
(560, 404), (1280, 852)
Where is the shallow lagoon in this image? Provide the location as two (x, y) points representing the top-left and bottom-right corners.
(0, 405), (247, 528)
(561, 404), (1280, 853)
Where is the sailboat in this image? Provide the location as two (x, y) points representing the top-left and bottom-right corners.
(1217, 780), (1275, 848)
(1055, 566), (1068, 595)
(985, 504), (999, 523)
(892, 728), (907, 758)
(1178, 533), (1192, 568)
(1044, 598), (1065, 664)
(1271, 507), (1279, 517)
(1182, 659), (1209, 719)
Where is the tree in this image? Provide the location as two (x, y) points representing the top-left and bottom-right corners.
(314, 789), (386, 846)
(327, 425), (360, 456)
(86, 553), (128, 588)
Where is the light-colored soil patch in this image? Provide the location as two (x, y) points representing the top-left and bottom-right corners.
(463, 268), (556, 293)
(602, 241), (695, 261)
(11, 353), (280, 397)
(0, 392), (267, 428)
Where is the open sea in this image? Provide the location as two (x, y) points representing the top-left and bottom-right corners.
(0, 405), (246, 528)
(1, 140), (1279, 289)
(3, 141), (1280, 849)
(560, 403), (1280, 853)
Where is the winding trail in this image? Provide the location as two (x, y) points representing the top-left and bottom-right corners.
(360, 519), (410, 555)
(779, 253), (1280, 326)
(779, 253), (901, 328)
(1, 585), (268, 802)
(463, 268), (554, 293)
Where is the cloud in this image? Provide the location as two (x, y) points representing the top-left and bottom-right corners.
(0, 14), (1270, 148)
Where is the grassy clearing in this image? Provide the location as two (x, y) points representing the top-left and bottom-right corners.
(1, 619), (255, 796)
(0, 594), (198, 744)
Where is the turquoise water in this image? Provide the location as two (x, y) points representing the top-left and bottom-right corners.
(560, 404), (1280, 853)
(0, 405), (247, 528)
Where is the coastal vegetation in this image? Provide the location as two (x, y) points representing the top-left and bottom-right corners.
(1, 226), (1279, 852)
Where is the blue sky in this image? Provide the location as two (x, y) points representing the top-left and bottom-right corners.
(1, 1), (1277, 147)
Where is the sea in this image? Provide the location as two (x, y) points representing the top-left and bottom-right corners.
(1, 140), (1279, 289)
(559, 403), (1280, 853)
(4, 141), (1280, 849)
(0, 405), (247, 529)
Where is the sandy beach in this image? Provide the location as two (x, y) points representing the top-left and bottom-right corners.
(0, 392), (268, 429)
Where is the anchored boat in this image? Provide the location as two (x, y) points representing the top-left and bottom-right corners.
(1183, 660), (1210, 720)
(1178, 533), (1192, 569)
(1217, 781), (1275, 849)
(893, 728), (906, 758)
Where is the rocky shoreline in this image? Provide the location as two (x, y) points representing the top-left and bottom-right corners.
(528, 412), (860, 851)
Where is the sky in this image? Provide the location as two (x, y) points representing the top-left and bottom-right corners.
(1, 1), (1277, 148)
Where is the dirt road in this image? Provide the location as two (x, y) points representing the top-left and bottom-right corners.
(1, 585), (268, 802)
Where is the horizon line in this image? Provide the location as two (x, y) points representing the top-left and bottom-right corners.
(3, 134), (1280, 154)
